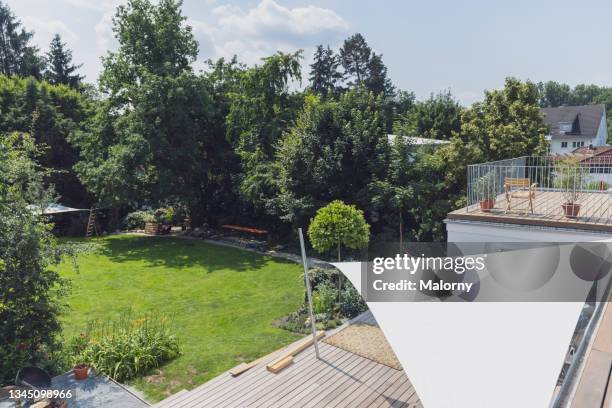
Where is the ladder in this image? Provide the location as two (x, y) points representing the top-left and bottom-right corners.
(86, 208), (98, 237)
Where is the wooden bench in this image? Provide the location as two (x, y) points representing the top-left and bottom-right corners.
(504, 178), (537, 214)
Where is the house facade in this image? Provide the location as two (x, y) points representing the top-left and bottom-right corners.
(542, 104), (608, 155)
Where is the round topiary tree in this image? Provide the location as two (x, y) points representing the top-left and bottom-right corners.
(308, 200), (370, 262)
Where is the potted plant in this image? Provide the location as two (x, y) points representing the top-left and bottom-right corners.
(73, 363), (89, 380)
(554, 157), (587, 218)
(473, 172), (498, 212)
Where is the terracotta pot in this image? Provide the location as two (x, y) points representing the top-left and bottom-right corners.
(479, 199), (496, 212)
(73, 364), (89, 380)
(562, 203), (581, 218)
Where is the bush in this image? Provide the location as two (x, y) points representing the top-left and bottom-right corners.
(312, 281), (338, 315)
(122, 210), (155, 230)
(69, 312), (180, 382)
(340, 285), (368, 318)
(585, 180), (611, 190)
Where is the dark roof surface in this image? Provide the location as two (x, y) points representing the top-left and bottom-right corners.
(541, 104), (605, 139)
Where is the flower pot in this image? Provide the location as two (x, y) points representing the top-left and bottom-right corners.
(479, 199), (496, 212)
(73, 364), (89, 380)
(562, 203), (581, 218)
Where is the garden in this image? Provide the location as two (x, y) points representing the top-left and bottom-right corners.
(56, 235), (306, 401)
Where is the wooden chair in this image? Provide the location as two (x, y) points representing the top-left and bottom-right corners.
(504, 178), (537, 214)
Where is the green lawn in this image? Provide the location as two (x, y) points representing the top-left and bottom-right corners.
(57, 235), (303, 402)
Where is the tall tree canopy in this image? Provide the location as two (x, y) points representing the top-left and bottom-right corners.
(309, 45), (342, 98)
(226, 51), (303, 212)
(0, 1), (44, 78)
(273, 88), (390, 227)
(339, 33), (371, 87)
(45, 34), (83, 88)
(394, 90), (462, 140)
(0, 75), (92, 207)
(72, 0), (215, 224)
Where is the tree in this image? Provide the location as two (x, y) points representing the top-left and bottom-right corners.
(394, 90), (462, 140)
(45, 34), (83, 88)
(369, 135), (414, 246)
(72, 0), (216, 225)
(0, 131), (70, 384)
(273, 89), (390, 227)
(538, 81), (572, 107)
(0, 2), (44, 78)
(309, 45), (342, 98)
(308, 200), (370, 262)
(0, 76), (92, 207)
(365, 52), (393, 96)
(339, 33), (371, 87)
(226, 51), (303, 212)
(461, 77), (548, 161)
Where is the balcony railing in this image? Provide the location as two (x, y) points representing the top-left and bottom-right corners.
(466, 155), (612, 222)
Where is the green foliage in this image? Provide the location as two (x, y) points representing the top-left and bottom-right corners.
(69, 312), (180, 382)
(273, 89), (390, 226)
(309, 45), (342, 98)
(0, 132), (72, 385)
(0, 75), (92, 206)
(461, 77), (548, 162)
(340, 33), (371, 87)
(585, 180), (610, 190)
(226, 51), (303, 211)
(308, 200), (370, 261)
(0, 2), (45, 78)
(553, 157), (588, 203)
(44, 34), (83, 89)
(473, 172), (498, 201)
(122, 210), (155, 229)
(312, 281), (338, 315)
(340, 285), (368, 318)
(394, 90), (462, 140)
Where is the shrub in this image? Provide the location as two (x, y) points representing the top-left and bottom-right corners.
(340, 285), (368, 318)
(122, 210), (155, 230)
(69, 312), (180, 382)
(585, 180), (611, 190)
(473, 172), (498, 201)
(312, 281), (338, 315)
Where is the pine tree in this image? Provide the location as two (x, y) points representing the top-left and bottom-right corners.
(45, 34), (83, 88)
(339, 33), (371, 87)
(309, 45), (342, 97)
(366, 52), (394, 96)
(0, 2), (44, 78)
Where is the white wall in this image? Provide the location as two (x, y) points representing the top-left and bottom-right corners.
(548, 137), (594, 155)
(595, 114), (609, 146)
(446, 219), (612, 242)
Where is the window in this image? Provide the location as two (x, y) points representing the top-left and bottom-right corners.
(559, 122), (573, 133)
(561, 142), (568, 148)
(572, 141), (585, 148)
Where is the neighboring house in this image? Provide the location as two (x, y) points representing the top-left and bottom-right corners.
(542, 104), (608, 155)
(572, 145), (612, 188)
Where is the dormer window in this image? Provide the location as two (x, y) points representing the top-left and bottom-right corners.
(559, 122), (573, 134)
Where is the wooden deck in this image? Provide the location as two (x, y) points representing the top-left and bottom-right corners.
(152, 312), (421, 408)
(449, 190), (612, 233)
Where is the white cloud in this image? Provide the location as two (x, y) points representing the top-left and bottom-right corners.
(192, 0), (349, 66)
(22, 16), (79, 49)
(218, 0), (348, 43)
(95, 10), (117, 54)
(63, 0), (121, 12)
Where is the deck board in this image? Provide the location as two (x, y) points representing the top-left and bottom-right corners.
(449, 190), (612, 232)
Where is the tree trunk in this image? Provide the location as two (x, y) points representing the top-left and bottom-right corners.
(337, 241), (343, 301)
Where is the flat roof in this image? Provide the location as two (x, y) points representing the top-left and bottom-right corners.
(448, 191), (612, 233)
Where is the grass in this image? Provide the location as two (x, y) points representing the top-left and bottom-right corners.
(57, 234), (304, 402)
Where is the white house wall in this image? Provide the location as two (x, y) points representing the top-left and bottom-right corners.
(446, 219), (612, 242)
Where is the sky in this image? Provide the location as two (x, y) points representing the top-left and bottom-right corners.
(6, 0), (612, 104)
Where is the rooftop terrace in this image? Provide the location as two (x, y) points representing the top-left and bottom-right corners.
(448, 155), (612, 232)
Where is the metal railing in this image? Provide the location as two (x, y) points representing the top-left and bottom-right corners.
(466, 155), (612, 221)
